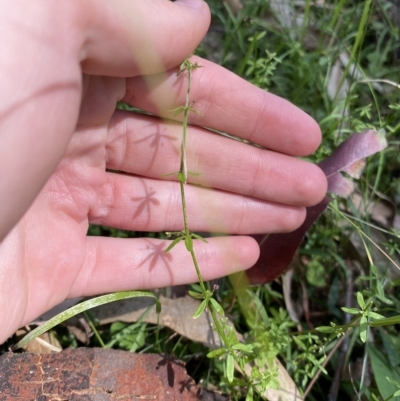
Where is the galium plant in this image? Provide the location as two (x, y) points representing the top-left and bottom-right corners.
(164, 58), (272, 396)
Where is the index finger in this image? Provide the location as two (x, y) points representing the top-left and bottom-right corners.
(123, 56), (321, 156)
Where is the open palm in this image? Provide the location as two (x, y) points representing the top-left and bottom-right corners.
(0, 1), (326, 344)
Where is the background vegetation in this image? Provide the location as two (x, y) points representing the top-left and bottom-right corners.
(196, 1), (400, 398)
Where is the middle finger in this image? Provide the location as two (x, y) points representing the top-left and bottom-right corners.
(106, 111), (326, 207)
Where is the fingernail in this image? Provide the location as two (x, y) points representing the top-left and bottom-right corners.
(174, 0), (205, 10)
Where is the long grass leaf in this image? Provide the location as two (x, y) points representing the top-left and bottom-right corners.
(13, 291), (158, 350)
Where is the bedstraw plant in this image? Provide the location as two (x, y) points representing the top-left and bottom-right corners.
(164, 57), (268, 397)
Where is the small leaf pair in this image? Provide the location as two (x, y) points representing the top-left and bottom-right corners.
(164, 232), (208, 254)
(192, 294), (224, 319)
(177, 58), (203, 76)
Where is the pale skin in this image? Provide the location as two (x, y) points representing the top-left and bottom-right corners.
(0, 0), (327, 345)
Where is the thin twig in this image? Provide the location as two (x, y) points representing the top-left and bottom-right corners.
(328, 265), (353, 401)
(303, 333), (349, 398)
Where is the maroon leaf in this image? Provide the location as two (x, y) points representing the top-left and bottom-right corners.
(246, 130), (387, 285)
(320, 130), (387, 197)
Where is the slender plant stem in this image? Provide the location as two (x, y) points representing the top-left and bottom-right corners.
(83, 311), (105, 348)
(180, 59), (192, 183)
(303, 333), (348, 399)
(178, 62), (206, 295)
(175, 60), (253, 389)
(179, 182), (189, 233)
(179, 179), (206, 293)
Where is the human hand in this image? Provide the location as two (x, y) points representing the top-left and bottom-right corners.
(0, 0), (326, 344)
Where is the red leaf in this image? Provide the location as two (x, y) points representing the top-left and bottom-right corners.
(246, 130), (387, 285)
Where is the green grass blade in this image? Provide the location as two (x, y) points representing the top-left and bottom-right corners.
(12, 291), (158, 350)
(350, 0), (374, 63)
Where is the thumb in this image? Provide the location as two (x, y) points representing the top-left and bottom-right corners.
(78, 0), (211, 76)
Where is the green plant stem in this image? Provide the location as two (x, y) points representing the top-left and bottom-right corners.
(180, 59), (192, 183)
(83, 311), (105, 348)
(179, 181), (189, 232)
(179, 180), (206, 294)
(177, 60), (251, 387)
(180, 182), (237, 374)
(178, 61), (206, 293)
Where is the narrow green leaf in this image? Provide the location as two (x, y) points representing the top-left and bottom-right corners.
(12, 291), (158, 350)
(341, 307), (360, 315)
(376, 280), (385, 298)
(358, 275), (373, 281)
(246, 386), (254, 401)
(232, 342), (253, 354)
(293, 336), (306, 349)
(162, 171), (179, 177)
(227, 327), (237, 345)
(187, 106), (203, 116)
(316, 326), (336, 333)
(360, 315), (368, 343)
(226, 354), (235, 383)
(256, 31), (267, 41)
(164, 236), (184, 253)
(188, 290), (204, 300)
(193, 299), (207, 319)
(188, 61), (202, 72)
(190, 284), (203, 293)
(167, 106), (186, 116)
(185, 234), (193, 252)
(370, 264), (379, 277)
(376, 293), (394, 305)
(367, 311), (385, 320)
(207, 348), (227, 358)
(210, 298), (224, 316)
(191, 233), (209, 243)
(356, 292), (366, 309)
